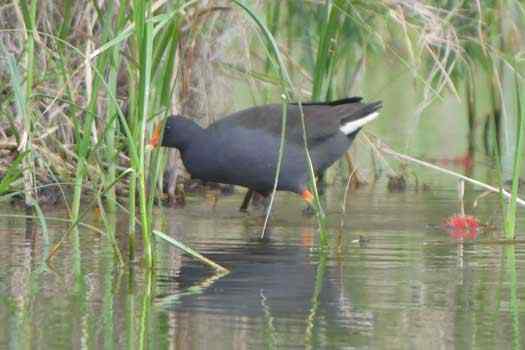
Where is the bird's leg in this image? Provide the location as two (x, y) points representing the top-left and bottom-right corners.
(240, 189), (271, 212)
(257, 192), (271, 211)
(316, 172), (326, 195)
(165, 167), (185, 207)
(239, 189), (254, 212)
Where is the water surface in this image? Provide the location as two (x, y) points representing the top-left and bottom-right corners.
(0, 178), (523, 349)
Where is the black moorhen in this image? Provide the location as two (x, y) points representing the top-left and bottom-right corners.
(149, 97), (382, 208)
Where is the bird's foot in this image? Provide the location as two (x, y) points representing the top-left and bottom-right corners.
(302, 205), (316, 217)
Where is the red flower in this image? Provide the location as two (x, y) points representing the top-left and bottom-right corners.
(443, 214), (479, 240)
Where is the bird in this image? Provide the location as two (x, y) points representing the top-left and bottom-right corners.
(148, 97), (382, 210)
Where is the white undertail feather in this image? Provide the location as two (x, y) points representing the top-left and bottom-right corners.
(339, 112), (379, 135)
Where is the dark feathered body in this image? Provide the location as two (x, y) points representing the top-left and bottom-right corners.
(160, 97), (382, 196)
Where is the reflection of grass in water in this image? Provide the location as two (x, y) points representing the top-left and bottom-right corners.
(504, 246), (521, 349)
(155, 269), (229, 309)
(139, 268), (153, 350)
(126, 271), (137, 349)
(102, 224), (116, 350)
(305, 251), (328, 349)
(260, 289), (278, 349)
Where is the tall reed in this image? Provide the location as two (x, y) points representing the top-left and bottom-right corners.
(503, 74), (525, 238)
(17, 1), (37, 207)
(130, 0), (154, 267)
(233, 0), (327, 236)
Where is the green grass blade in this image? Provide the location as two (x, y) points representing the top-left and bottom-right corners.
(153, 230), (229, 273)
(504, 73), (525, 238)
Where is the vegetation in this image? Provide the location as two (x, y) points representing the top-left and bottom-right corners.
(1, 0), (525, 261)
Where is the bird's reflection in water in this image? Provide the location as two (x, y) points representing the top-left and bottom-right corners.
(155, 236), (374, 335)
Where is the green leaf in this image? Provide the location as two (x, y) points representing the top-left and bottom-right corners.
(0, 151), (29, 195)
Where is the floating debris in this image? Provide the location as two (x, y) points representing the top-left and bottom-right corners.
(387, 174), (407, 192)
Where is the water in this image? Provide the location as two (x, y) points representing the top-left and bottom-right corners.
(0, 177), (524, 349)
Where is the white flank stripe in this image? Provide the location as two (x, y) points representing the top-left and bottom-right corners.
(339, 112), (379, 135)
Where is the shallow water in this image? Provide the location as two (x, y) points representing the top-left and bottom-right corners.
(0, 176), (524, 349)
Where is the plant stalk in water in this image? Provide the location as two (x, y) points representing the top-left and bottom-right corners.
(503, 74), (525, 239)
(234, 0), (327, 240)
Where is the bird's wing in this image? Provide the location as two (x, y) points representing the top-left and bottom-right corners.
(208, 97), (382, 145)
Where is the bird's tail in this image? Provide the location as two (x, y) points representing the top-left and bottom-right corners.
(339, 101), (382, 135)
